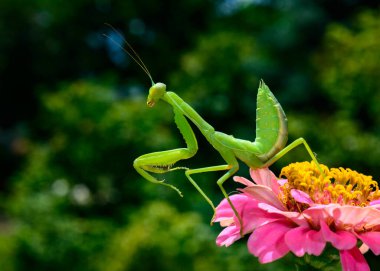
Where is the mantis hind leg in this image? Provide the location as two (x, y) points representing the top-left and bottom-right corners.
(133, 107), (198, 196)
(214, 155), (243, 234)
(263, 137), (324, 172)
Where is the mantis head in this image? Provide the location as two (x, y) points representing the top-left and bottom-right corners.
(147, 82), (166, 107)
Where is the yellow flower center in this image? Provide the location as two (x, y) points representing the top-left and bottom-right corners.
(279, 161), (380, 210)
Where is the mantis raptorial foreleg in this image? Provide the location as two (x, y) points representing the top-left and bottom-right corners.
(133, 150), (188, 196)
(133, 108), (198, 196)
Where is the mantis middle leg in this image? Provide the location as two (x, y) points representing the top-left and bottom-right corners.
(185, 152), (243, 232)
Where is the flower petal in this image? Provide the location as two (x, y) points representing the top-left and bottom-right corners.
(326, 205), (380, 227)
(284, 226), (325, 257)
(257, 202), (308, 226)
(357, 231), (380, 255)
(359, 243), (370, 254)
(216, 225), (241, 247)
(213, 194), (254, 223)
(302, 204), (336, 226)
(233, 176), (255, 187)
(320, 220), (357, 250)
(306, 228), (326, 255)
(243, 206), (284, 229)
(277, 178), (287, 186)
(340, 247), (370, 271)
(369, 199), (380, 206)
(291, 189), (314, 205)
(249, 167), (280, 194)
(369, 203), (380, 211)
(247, 221), (292, 263)
(241, 185), (285, 210)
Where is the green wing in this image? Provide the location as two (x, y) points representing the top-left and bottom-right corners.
(254, 80), (288, 161)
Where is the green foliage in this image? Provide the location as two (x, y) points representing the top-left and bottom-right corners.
(9, 80), (181, 216)
(295, 245), (341, 271)
(96, 201), (241, 271)
(14, 216), (112, 271)
(301, 10), (380, 174)
(0, 229), (16, 271)
(171, 31), (261, 119)
(316, 10), (380, 126)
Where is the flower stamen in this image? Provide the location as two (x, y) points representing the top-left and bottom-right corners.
(280, 161), (380, 210)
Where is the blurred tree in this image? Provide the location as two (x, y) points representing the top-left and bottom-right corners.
(0, 0), (215, 187)
(303, 10), (380, 174)
(316, 10), (380, 128)
(8, 80), (181, 217)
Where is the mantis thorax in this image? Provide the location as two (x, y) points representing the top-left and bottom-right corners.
(147, 82), (166, 107)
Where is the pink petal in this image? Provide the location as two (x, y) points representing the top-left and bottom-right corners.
(369, 199), (380, 206)
(284, 226), (325, 257)
(359, 243), (370, 254)
(233, 176), (255, 187)
(249, 167), (280, 194)
(306, 229), (326, 255)
(243, 206), (285, 229)
(277, 179), (287, 186)
(241, 185), (285, 210)
(257, 203), (308, 226)
(214, 194), (274, 236)
(216, 225), (241, 247)
(320, 220), (357, 250)
(369, 203), (380, 211)
(219, 218), (234, 227)
(247, 221), (292, 263)
(302, 204), (336, 226)
(340, 247), (370, 271)
(327, 205), (380, 227)
(291, 189), (314, 205)
(213, 194), (254, 223)
(357, 231), (380, 255)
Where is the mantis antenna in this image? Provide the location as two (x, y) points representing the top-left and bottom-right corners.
(103, 23), (154, 85)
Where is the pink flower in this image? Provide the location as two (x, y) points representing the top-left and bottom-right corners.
(214, 162), (380, 271)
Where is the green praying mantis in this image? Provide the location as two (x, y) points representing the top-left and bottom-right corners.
(133, 81), (322, 222)
(105, 26), (322, 227)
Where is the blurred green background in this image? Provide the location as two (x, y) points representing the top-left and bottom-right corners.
(0, 0), (379, 270)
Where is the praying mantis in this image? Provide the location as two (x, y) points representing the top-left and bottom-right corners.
(133, 81), (322, 222)
(104, 25), (321, 226)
